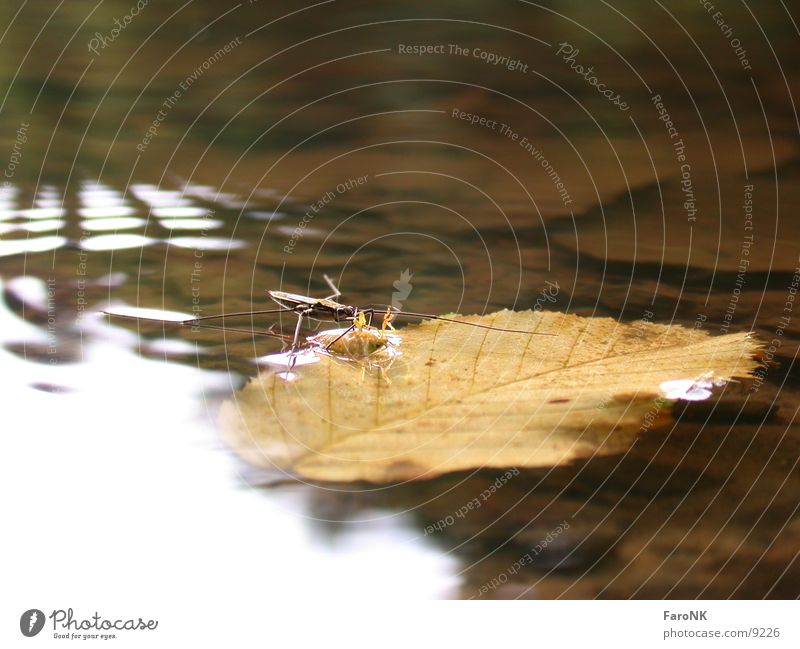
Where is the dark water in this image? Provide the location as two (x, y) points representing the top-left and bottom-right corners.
(2, 1), (799, 598)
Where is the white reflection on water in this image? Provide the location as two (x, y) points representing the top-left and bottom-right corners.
(78, 182), (125, 208)
(0, 276), (50, 342)
(180, 183), (216, 195)
(19, 218), (66, 232)
(131, 184), (191, 207)
(34, 186), (62, 208)
(91, 272), (128, 287)
(80, 217), (147, 231)
(246, 210), (285, 221)
(0, 186), (17, 220)
(180, 183), (239, 206)
(167, 237), (246, 250)
(84, 309), (202, 356)
(1, 284), (459, 600)
(0, 219), (65, 234)
(0, 180), (460, 598)
(101, 305), (193, 322)
(151, 206), (207, 218)
(659, 376), (721, 401)
(17, 206), (65, 219)
(78, 205), (136, 218)
(80, 233), (157, 250)
(78, 183), (135, 218)
(36, 186), (60, 199)
(0, 234), (66, 257)
(276, 224), (324, 238)
(5, 275), (49, 310)
(147, 337), (202, 355)
(34, 198), (62, 209)
(256, 349), (320, 368)
(158, 218), (224, 230)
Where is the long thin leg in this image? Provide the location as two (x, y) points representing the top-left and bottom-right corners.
(288, 308), (313, 369)
(367, 309), (557, 336)
(102, 311), (292, 342)
(323, 322), (356, 352)
(184, 308), (291, 324)
(323, 274), (342, 300)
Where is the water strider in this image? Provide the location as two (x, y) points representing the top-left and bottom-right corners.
(104, 274), (556, 367)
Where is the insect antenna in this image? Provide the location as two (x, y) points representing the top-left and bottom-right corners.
(101, 311), (293, 342)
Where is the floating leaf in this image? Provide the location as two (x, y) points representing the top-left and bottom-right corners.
(218, 311), (760, 483)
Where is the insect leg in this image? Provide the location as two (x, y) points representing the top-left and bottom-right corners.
(380, 305), (395, 331)
(101, 311), (292, 342)
(183, 308), (291, 324)
(323, 322), (356, 352)
(371, 309), (557, 336)
(288, 308), (313, 369)
(353, 310), (368, 331)
(323, 273), (342, 300)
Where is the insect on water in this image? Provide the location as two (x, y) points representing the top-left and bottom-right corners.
(103, 274), (557, 368)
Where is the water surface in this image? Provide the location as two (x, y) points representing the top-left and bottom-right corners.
(2, 0), (799, 599)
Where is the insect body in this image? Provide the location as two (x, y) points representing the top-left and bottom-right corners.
(266, 291), (357, 323)
(103, 274), (556, 369)
(308, 325), (400, 362)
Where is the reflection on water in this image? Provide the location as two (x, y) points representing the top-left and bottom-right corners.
(18, 207), (66, 219)
(2, 0), (800, 599)
(81, 233), (157, 250)
(158, 218), (224, 229)
(0, 234), (67, 257)
(81, 217), (148, 231)
(2, 282), (459, 599)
